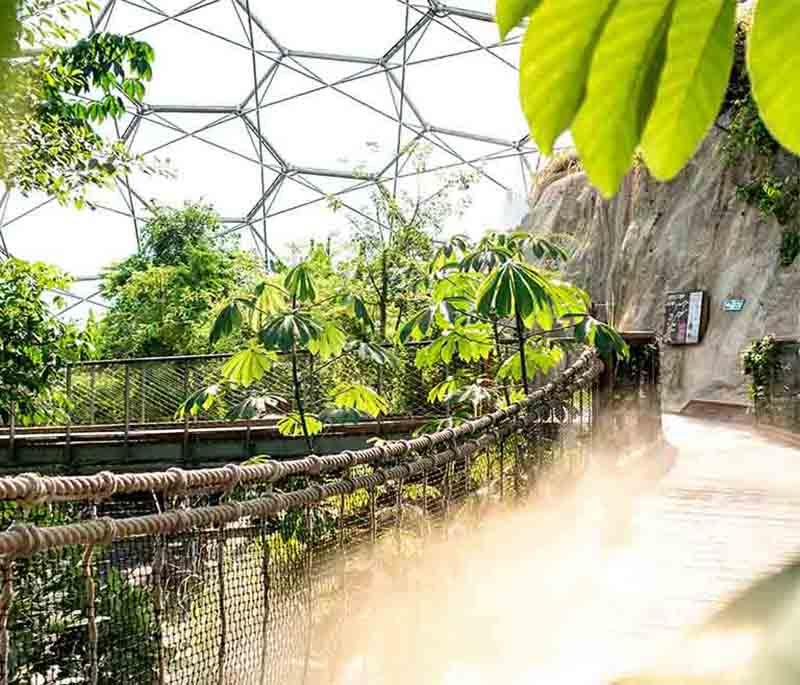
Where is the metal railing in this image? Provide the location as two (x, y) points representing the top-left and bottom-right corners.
(0, 351), (612, 685)
(45, 346), (438, 431)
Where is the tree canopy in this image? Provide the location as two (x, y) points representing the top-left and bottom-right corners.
(0, 258), (85, 423)
(98, 204), (264, 357)
(1, 0), (157, 206)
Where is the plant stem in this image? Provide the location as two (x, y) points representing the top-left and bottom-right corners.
(492, 318), (511, 406)
(291, 342), (313, 452)
(515, 309), (530, 394)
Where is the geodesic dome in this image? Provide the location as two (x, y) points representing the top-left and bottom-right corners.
(0, 0), (545, 316)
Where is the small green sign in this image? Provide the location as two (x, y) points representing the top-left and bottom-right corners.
(722, 298), (745, 312)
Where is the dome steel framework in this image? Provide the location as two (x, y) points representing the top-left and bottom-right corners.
(0, 0), (541, 315)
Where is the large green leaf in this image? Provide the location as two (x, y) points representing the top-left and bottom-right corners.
(175, 384), (220, 419)
(749, 0), (800, 156)
(572, 0), (675, 197)
(209, 302), (242, 344)
(283, 262), (317, 303)
(220, 346), (274, 387)
(307, 322), (346, 360)
(519, 0), (618, 156)
(277, 412), (323, 437)
(428, 376), (463, 404)
(573, 316), (629, 360)
(260, 313), (323, 352)
(398, 307), (435, 343)
(0, 2), (18, 58)
(641, 0), (736, 179)
(475, 261), (560, 322)
(497, 341), (563, 382)
(331, 383), (390, 417)
(253, 281), (286, 316)
(496, 0), (542, 40)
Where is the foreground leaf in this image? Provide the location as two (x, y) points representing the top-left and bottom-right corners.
(283, 262), (316, 302)
(749, 0), (800, 155)
(476, 261), (560, 322)
(497, 341), (563, 382)
(641, 0), (736, 179)
(307, 322), (346, 360)
(519, 0), (618, 156)
(572, 0), (674, 197)
(496, 0), (541, 40)
(260, 313), (323, 352)
(573, 316), (629, 360)
(175, 384), (220, 419)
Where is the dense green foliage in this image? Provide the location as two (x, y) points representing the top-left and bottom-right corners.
(500, 0), (800, 196)
(193, 253), (394, 445)
(98, 204), (264, 357)
(721, 21), (800, 268)
(742, 335), (782, 411)
(0, 258), (86, 424)
(1, 0), (157, 206)
(399, 230), (626, 427)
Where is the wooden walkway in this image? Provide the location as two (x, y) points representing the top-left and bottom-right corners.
(565, 415), (800, 683)
(396, 415), (800, 685)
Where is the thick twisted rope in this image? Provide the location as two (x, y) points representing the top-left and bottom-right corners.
(0, 350), (601, 506)
(0, 354), (602, 559)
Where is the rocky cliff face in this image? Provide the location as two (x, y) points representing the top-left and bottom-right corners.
(523, 130), (800, 412)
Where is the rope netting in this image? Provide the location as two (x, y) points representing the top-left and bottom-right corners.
(0, 350), (602, 685)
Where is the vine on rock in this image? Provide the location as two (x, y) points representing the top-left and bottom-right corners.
(722, 21), (800, 267)
(742, 335), (781, 416)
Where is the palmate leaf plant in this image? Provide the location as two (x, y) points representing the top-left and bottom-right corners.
(401, 229), (627, 423)
(180, 260), (394, 450)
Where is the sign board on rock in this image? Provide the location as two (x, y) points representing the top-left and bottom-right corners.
(664, 291), (709, 345)
(722, 298), (745, 312)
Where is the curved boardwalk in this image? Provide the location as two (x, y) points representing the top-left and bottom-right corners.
(569, 415), (800, 683)
(630, 415), (800, 636)
(371, 416), (800, 685)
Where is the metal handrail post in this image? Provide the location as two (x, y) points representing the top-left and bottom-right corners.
(123, 365), (131, 455)
(65, 366), (73, 465)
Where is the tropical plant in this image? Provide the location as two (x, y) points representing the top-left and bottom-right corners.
(98, 203), (264, 357)
(400, 229), (626, 426)
(1, 0), (160, 206)
(183, 258), (394, 448)
(335, 142), (478, 343)
(742, 335), (782, 414)
(498, 0), (800, 197)
(0, 258), (84, 424)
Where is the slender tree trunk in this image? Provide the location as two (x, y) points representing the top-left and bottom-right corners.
(379, 248), (389, 342)
(375, 248), (390, 437)
(493, 318), (512, 405)
(291, 342), (313, 452)
(515, 309), (530, 394)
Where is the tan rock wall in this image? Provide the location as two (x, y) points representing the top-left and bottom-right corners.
(523, 132), (800, 412)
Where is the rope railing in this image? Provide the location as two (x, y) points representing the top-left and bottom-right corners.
(0, 350), (601, 507)
(0, 349), (608, 685)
